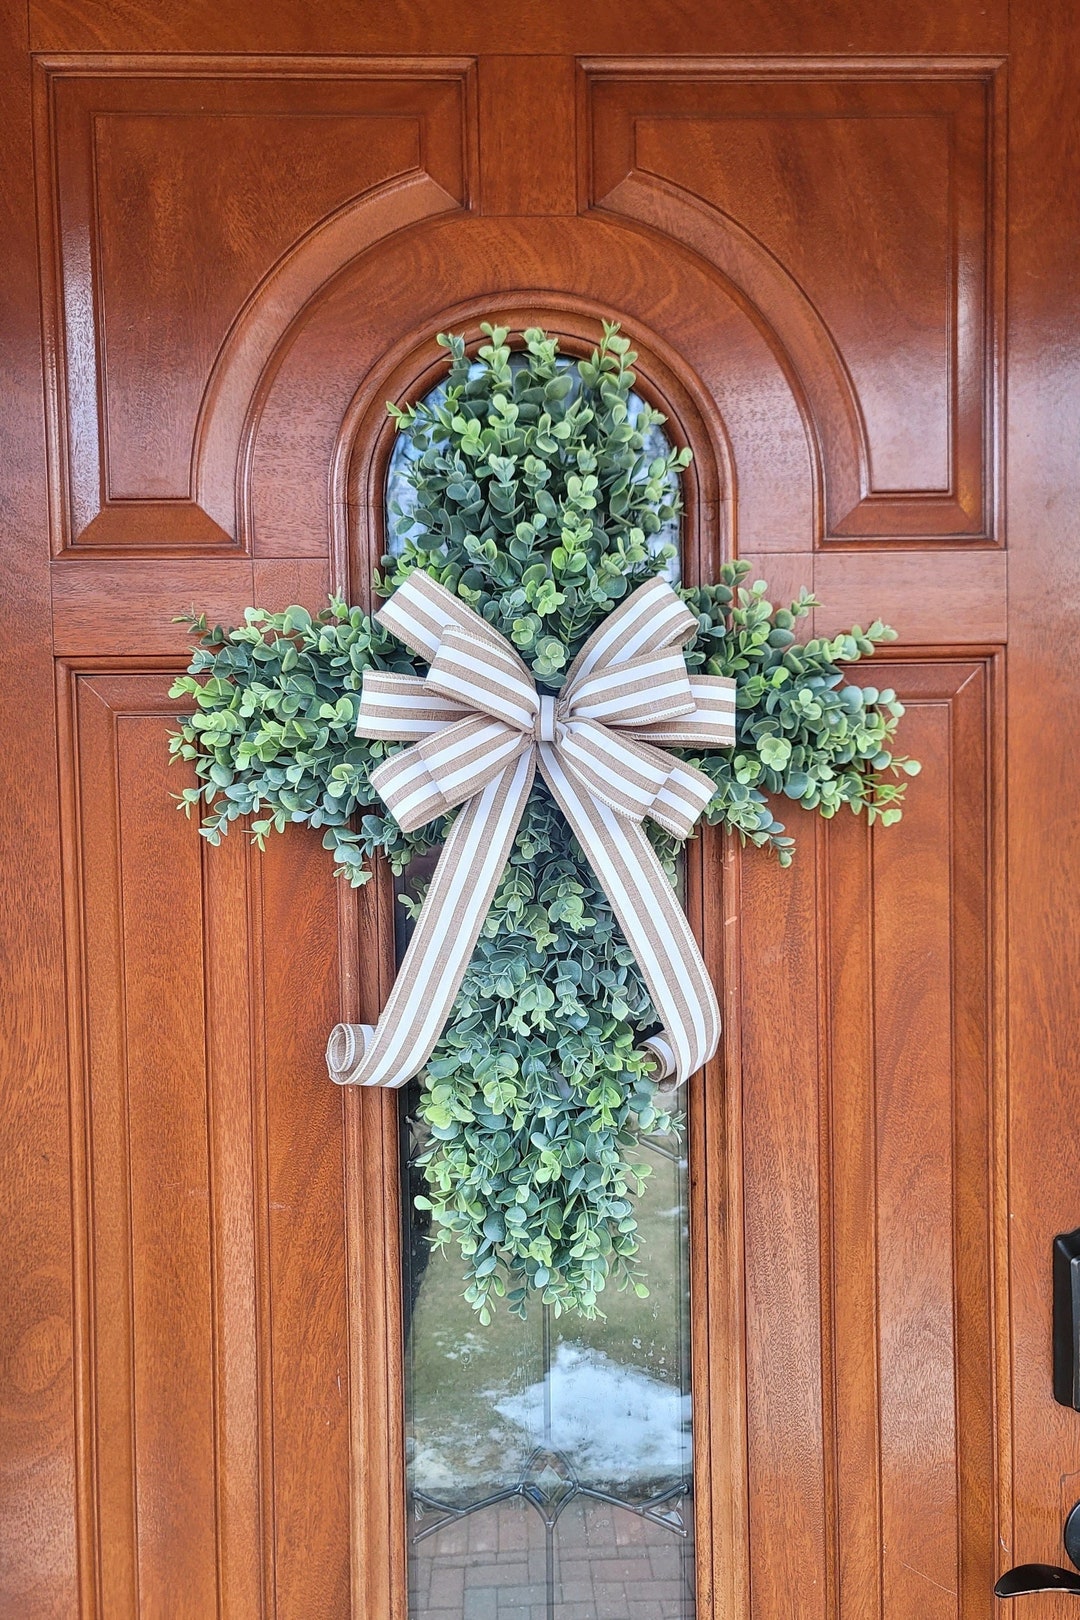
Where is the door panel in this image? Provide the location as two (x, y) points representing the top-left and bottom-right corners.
(34, 56), (475, 554)
(585, 60), (1004, 541)
(59, 662), (402, 1617)
(821, 659), (999, 1619)
(727, 656), (998, 1620)
(2, 3), (1076, 1617)
(70, 673), (220, 1617)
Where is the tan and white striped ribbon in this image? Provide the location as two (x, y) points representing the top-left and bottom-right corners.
(326, 570), (736, 1090)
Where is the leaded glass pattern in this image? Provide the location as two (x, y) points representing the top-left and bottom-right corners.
(401, 1102), (695, 1620)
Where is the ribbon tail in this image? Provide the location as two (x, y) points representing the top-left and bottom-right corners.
(326, 750), (536, 1088)
(537, 743), (720, 1087)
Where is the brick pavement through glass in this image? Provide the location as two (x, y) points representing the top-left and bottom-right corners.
(409, 1495), (693, 1620)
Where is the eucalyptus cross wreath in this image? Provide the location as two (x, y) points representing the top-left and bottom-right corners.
(171, 323), (918, 1322)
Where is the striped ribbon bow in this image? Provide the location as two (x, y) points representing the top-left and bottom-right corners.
(326, 570), (736, 1090)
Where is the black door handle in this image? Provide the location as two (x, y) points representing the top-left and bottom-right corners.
(995, 1565), (1080, 1598)
(1055, 1229), (1080, 1409)
(995, 1234), (1080, 1598)
(995, 1502), (1080, 1599)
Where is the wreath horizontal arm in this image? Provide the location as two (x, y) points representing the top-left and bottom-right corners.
(169, 565), (916, 883)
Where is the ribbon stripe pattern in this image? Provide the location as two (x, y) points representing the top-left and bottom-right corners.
(326, 570), (736, 1090)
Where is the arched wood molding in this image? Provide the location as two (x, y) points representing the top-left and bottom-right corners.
(198, 173), (463, 550)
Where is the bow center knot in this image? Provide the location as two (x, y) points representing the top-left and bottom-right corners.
(536, 693), (559, 744)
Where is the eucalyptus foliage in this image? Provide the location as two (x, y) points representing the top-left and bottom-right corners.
(171, 323), (917, 1321)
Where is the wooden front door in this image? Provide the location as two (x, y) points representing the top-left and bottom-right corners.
(2, 1), (1077, 1616)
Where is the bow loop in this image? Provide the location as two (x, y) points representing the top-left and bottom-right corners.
(565, 572), (701, 685)
(555, 722), (716, 839)
(376, 565), (508, 662)
(369, 714), (528, 833)
(356, 672), (470, 742)
(564, 647), (697, 728)
(632, 674), (738, 747)
(426, 626), (538, 733)
(327, 569), (737, 1092)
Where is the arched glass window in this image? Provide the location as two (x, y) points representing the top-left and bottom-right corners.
(385, 355), (683, 584)
(391, 354), (695, 1620)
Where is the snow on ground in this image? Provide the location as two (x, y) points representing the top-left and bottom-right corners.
(494, 1342), (691, 1487)
(409, 1342), (690, 1499)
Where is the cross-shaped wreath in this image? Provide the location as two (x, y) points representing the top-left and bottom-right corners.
(171, 324), (917, 1322)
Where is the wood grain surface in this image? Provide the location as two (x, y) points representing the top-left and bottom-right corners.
(1, 2), (1075, 1616)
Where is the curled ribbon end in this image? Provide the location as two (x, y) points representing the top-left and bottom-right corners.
(643, 1034), (679, 1092)
(326, 1023), (360, 1084)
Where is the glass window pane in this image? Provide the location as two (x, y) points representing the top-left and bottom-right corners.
(391, 354), (694, 1619)
(411, 1498), (548, 1620)
(384, 358), (682, 586)
(402, 1108), (694, 1620)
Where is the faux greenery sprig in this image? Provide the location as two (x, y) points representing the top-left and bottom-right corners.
(170, 323), (917, 1320)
